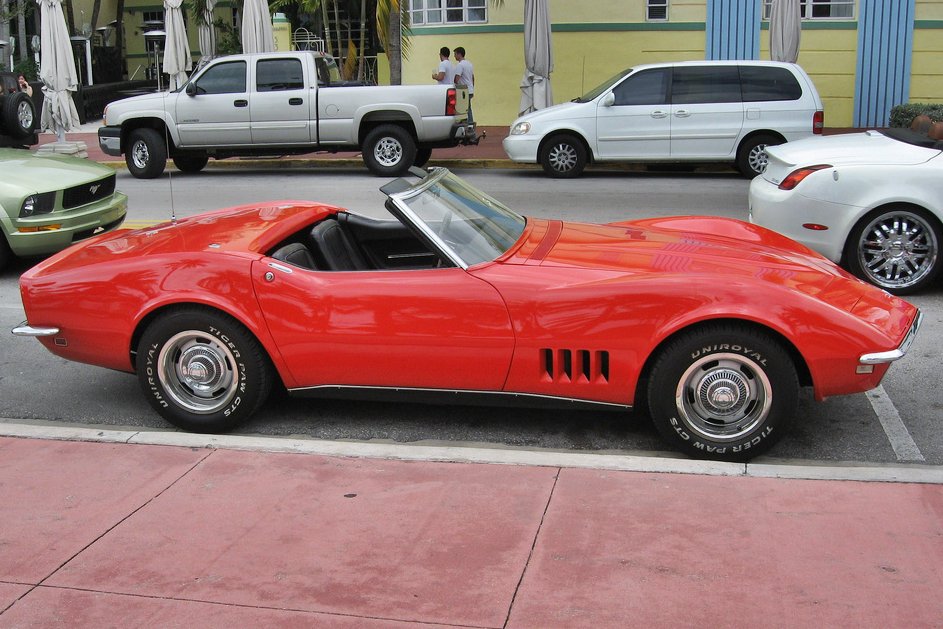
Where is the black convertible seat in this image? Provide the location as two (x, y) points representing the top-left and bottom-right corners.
(271, 242), (318, 269)
(309, 219), (370, 271)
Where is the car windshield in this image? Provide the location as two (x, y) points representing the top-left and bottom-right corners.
(575, 68), (633, 102)
(389, 169), (527, 267)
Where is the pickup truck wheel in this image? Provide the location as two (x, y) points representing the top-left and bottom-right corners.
(363, 125), (417, 176)
(414, 147), (432, 167)
(126, 128), (168, 179)
(2, 92), (36, 139)
(173, 153), (209, 173)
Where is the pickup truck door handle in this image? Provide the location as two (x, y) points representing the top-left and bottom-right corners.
(289, 97), (303, 106)
(234, 99), (248, 108)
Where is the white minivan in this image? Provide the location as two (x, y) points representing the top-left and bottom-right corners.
(503, 60), (824, 178)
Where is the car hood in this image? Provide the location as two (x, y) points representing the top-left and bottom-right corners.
(514, 216), (850, 290)
(762, 131), (939, 185)
(0, 148), (115, 196)
(512, 100), (588, 125)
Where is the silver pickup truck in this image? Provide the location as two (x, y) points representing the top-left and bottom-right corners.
(98, 51), (476, 178)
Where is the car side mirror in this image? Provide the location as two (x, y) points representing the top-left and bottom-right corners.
(186, 82), (197, 97)
(601, 92), (615, 107)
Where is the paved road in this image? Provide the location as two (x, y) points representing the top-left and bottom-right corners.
(2, 169), (940, 465)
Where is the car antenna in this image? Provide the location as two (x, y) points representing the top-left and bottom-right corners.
(161, 88), (177, 225)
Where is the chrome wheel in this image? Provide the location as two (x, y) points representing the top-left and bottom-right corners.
(373, 136), (404, 168)
(675, 353), (772, 442)
(17, 100), (33, 129)
(547, 141), (579, 173)
(856, 210), (939, 291)
(157, 330), (239, 415)
(747, 143), (769, 174)
(131, 140), (150, 170)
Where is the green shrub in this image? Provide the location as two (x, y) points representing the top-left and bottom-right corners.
(889, 103), (943, 128)
(13, 57), (38, 81)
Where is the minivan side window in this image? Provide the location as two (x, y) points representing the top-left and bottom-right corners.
(740, 66), (802, 102)
(670, 66), (740, 104)
(612, 69), (670, 106)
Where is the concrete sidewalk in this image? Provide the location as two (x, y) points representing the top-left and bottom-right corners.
(1, 424), (941, 627)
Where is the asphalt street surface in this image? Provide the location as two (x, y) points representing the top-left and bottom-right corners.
(2, 168), (940, 465)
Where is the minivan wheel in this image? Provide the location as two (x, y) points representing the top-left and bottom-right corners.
(736, 134), (781, 179)
(540, 134), (587, 178)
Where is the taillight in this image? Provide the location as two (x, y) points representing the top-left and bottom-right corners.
(778, 164), (831, 190)
(446, 88), (457, 115)
(813, 110), (824, 134)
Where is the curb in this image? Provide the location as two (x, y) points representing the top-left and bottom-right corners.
(1, 418), (940, 484)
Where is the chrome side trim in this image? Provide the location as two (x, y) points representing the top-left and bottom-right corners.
(288, 384), (631, 411)
(860, 310), (922, 365)
(12, 323), (60, 337)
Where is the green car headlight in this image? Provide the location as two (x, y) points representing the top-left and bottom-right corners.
(20, 192), (57, 218)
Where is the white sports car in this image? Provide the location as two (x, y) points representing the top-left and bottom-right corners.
(749, 128), (943, 294)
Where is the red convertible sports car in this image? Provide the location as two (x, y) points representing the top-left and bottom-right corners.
(14, 168), (920, 461)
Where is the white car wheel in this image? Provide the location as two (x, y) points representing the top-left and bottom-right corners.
(847, 208), (941, 294)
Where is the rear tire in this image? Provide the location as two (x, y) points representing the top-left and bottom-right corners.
(647, 325), (797, 461)
(126, 128), (168, 179)
(844, 206), (942, 295)
(736, 134), (780, 179)
(136, 308), (273, 433)
(362, 124), (417, 176)
(539, 134), (587, 178)
(172, 153), (209, 173)
(414, 147), (432, 167)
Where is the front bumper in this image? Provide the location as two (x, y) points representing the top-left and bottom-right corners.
(98, 126), (122, 156)
(859, 311), (922, 365)
(11, 323), (59, 337)
(5, 192), (127, 257)
(502, 133), (541, 163)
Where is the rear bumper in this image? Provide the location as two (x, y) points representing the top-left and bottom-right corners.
(98, 126), (122, 156)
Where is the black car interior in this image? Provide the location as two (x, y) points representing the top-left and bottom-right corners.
(269, 212), (443, 271)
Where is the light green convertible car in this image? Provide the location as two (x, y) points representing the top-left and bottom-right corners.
(0, 148), (127, 271)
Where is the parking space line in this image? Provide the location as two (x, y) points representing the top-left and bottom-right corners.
(868, 385), (924, 462)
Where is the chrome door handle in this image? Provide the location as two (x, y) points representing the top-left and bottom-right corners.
(651, 110), (669, 119)
(674, 109), (691, 118)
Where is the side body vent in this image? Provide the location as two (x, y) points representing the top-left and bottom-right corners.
(541, 348), (610, 384)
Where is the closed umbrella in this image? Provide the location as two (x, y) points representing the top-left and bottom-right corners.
(770, 0), (801, 63)
(241, 0), (275, 54)
(198, 0), (218, 63)
(37, 0), (81, 143)
(163, 0), (192, 90)
(519, 0), (553, 115)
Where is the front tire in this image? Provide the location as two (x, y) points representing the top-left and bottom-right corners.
(736, 134), (781, 179)
(137, 308), (273, 433)
(647, 325), (797, 461)
(172, 153), (209, 173)
(362, 124), (417, 176)
(126, 128), (168, 179)
(844, 206), (942, 295)
(539, 134), (587, 178)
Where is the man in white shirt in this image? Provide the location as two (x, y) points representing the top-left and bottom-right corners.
(432, 47), (455, 84)
(453, 46), (475, 124)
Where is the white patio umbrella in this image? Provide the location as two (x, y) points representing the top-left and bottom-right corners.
(162, 0), (192, 90)
(37, 0), (81, 142)
(519, 0), (553, 116)
(241, 0), (275, 54)
(198, 0), (218, 63)
(770, 0), (801, 63)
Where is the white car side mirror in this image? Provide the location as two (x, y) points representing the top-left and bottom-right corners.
(601, 92), (615, 107)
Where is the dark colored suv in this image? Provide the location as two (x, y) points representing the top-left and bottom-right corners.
(0, 72), (38, 147)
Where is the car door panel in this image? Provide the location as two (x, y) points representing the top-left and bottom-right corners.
(594, 68), (671, 159)
(252, 263), (515, 390)
(250, 57), (315, 145)
(669, 65), (744, 158)
(175, 60), (251, 146)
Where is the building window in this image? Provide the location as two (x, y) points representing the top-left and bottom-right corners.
(763, 0), (854, 20)
(647, 0), (668, 21)
(412, 0), (487, 25)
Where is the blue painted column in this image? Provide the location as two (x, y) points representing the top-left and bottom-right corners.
(706, 0), (761, 60)
(854, 0), (915, 127)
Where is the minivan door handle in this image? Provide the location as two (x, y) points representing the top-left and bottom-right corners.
(651, 110), (669, 119)
(674, 109), (692, 118)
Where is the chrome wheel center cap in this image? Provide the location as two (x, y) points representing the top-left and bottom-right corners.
(180, 347), (222, 388)
(698, 369), (748, 415)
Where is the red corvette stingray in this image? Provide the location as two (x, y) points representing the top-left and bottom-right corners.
(13, 168), (920, 461)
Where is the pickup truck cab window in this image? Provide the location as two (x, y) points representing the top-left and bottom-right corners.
(257, 59), (304, 92)
(194, 61), (247, 95)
